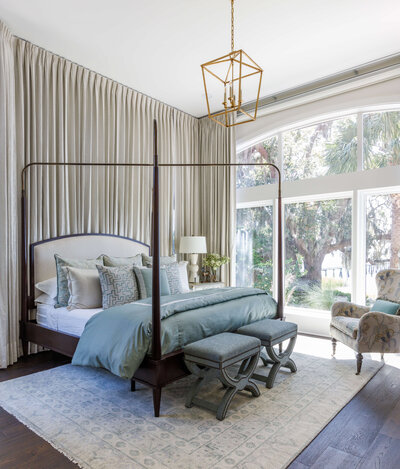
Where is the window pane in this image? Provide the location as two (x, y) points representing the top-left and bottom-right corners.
(363, 111), (400, 170)
(285, 199), (352, 310)
(236, 136), (278, 188)
(365, 192), (400, 304)
(236, 206), (273, 294)
(283, 116), (357, 181)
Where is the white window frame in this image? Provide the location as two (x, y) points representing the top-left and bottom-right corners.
(235, 106), (400, 336)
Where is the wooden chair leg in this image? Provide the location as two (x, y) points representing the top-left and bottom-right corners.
(153, 387), (162, 417)
(356, 353), (363, 375)
(131, 380), (136, 392)
(331, 338), (337, 357)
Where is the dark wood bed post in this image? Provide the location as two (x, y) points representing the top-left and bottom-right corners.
(277, 169), (284, 320)
(20, 186), (29, 356)
(151, 120), (162, 415)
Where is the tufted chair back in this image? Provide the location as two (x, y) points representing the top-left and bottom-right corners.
(376, 269), (400, 303)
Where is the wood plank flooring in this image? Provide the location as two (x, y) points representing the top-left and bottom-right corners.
(288, 364), (400, 469)
(0, 352), (77, 469)
(0, 352), (399, 468)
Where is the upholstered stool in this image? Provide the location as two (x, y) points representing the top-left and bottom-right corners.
(184, 332), (261, 420)
(236, 319), (297, 388)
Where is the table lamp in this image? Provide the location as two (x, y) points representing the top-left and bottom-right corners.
(179, 236), (207, 283)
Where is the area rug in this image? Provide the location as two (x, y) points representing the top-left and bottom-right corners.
(0, 352), (382, 469)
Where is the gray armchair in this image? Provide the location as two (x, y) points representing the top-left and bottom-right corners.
(330, 269), (400, 374)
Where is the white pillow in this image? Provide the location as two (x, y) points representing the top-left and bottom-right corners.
(64, 267), (102, 310)
(35, 276), (57, 299)
(163, 261), (190, 294)
(35, 293), (56, 305)
(142, 253), (177, 266)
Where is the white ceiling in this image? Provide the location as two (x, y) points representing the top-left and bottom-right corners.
(0, 0), (399, 117)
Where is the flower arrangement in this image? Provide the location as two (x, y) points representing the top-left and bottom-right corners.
(202, 253), (230, 282)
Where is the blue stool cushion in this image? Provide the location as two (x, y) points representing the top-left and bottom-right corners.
(184, 332), (260, 368)
(236, 319), (297, 344)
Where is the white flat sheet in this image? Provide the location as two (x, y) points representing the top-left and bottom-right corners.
(36, 303), (102, 336)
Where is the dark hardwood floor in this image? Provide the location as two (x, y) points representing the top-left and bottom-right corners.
(0, 352), (77, 469)
(0, 352), (399, 469)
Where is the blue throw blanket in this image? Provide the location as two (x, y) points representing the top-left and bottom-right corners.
(72, 287), (277, 378)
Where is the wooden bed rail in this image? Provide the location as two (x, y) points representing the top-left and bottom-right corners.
(20, 120), (283, 415)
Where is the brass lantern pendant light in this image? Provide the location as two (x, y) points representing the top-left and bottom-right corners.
(201, 0), (263, 127)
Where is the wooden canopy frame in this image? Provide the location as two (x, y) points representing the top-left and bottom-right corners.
(20, 120), (283, 417)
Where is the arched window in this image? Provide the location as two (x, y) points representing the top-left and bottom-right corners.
(236, 108), (400, 334)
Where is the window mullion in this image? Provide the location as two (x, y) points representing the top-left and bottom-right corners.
(357, 112), (363, 171)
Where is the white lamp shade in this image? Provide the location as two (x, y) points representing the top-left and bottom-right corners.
(179, 236), (207, 254)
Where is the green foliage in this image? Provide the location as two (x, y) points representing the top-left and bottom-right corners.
(203, 253), (230, 272)
(236, 137), (278, 188)
(283, 117), (357, 181)
(303, 281), (351, 311)
(364, 111), (400, 169)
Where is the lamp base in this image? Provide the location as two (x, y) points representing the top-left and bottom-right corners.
(188, 253), (199, 283)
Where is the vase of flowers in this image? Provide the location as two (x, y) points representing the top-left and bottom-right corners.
(202, 253), (230, 282)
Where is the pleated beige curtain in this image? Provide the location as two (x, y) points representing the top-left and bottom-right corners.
(198, 116), (236, 285)
(0, 22), (236, 367)
(0, 22), (19, 367)
(14, 39), (198, 254)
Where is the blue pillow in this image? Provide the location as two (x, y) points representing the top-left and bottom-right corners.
(370, 299), (400, 315)
(133, 267), (171, 299)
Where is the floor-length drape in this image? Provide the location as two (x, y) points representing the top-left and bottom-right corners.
(0, 22), (19, 367)
(0, 21), (236, 366)
(198, 116), (236, 285)
(14, 39), (200, 254)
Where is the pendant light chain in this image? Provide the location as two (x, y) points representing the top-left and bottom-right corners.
(231, 0), (235, 52)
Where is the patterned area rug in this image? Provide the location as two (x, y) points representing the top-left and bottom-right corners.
(0, 351), (382, 469)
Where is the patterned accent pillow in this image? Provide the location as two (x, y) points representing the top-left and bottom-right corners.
(163, 262), (190, 294)
(133, 267), (171, 299)
(102, 254), (143, 267)
(142, 253), (177, 267)
(96, 265), (139, 309)
(55, 254), (103, 308)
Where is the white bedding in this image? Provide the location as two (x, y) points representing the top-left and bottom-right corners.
(36, 303), (102, 336)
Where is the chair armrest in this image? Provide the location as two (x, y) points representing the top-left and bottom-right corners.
(358, 311), (400, 351)
(331, 301), (370, 319)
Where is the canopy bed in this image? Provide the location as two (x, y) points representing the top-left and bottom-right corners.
(20, 121), (283, 417)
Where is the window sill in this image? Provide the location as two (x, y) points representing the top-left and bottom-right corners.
(284, 306), (331, 338)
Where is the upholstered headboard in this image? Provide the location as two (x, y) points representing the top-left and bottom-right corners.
(30, 233), (150, 289)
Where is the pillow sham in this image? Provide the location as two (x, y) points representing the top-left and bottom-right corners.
(55, 254), (103, 308)
(35, 293), (56, 305)
(35, 276), (57, 300)
(142, 253), (177, 267)
(133, 266), (171, 299)
(97, 265), (139, 309)
(371, 299), (400, 315)
(64, 267), (102, 310)
(102, 254), (143, 267)
(163, 261), (190, 294)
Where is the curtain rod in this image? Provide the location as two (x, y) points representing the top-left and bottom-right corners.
(238, 52), (400, 116)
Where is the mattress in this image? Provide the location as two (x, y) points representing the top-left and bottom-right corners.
(36, 303), (102, 336)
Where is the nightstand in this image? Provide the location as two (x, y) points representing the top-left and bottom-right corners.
(189, 282), (225, 291)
